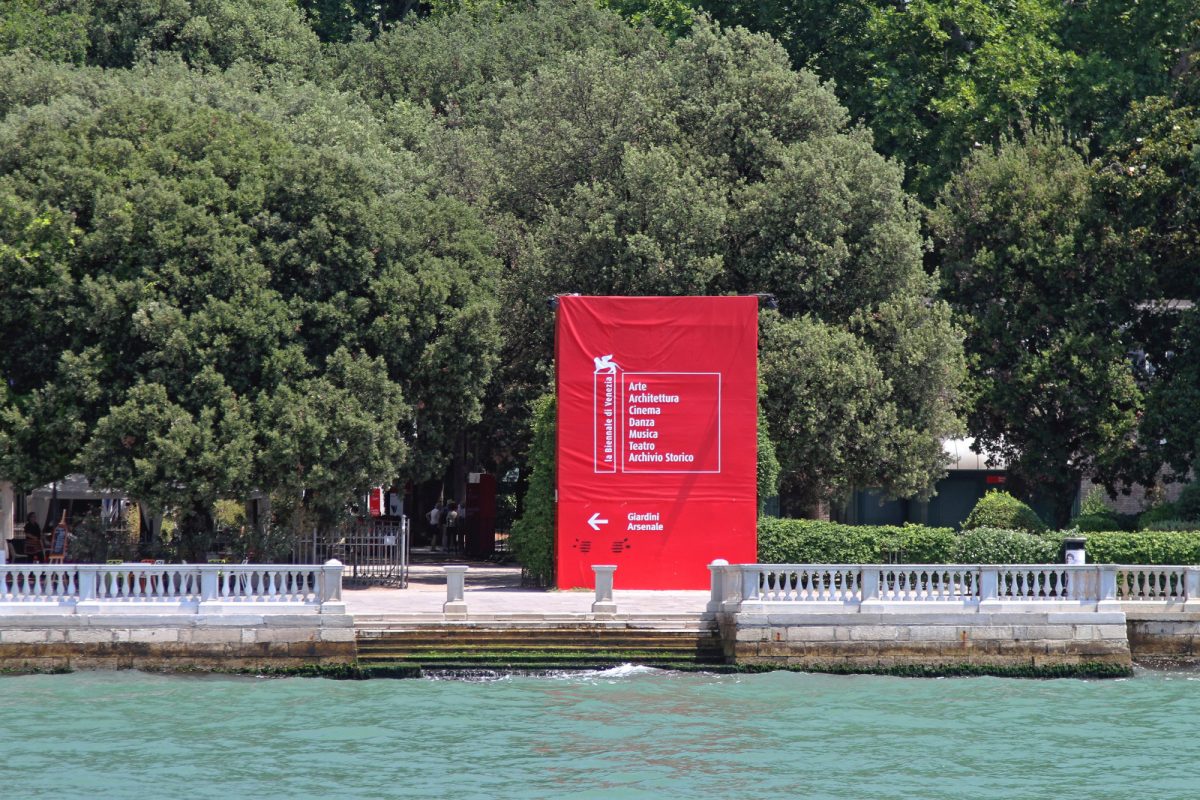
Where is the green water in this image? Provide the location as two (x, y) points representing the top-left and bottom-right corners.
(3, 667), (1198, 799)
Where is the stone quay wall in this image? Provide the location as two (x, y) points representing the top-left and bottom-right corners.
(706, 563), (1156, 672)
(720, 610), (1132, 670)
(1125, 612), (1200, 662)
(0, 613), (356, 671)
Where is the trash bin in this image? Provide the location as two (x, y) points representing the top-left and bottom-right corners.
(1062, 536), (1086, 565)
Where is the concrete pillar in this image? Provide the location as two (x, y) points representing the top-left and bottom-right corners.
(444, 565), (469, 618)
(592, 565), (617, 615)
(707, 559), (728, 611)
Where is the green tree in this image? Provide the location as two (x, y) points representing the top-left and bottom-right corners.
(84, 0), (322, 70)
(932, 129), (1143, 526)
(392, 10), (966, 512)
(1093, 97), (1200, 486)
(0, 0), (89, 63)
(0, 63), (500, 543)
(508, 394), (555, 585)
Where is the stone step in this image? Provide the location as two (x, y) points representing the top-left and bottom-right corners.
(360, 642), (720, 652)
(358, 652), (726, 667)
(357, 630), (719, 642)
(352, 618), (716, 630)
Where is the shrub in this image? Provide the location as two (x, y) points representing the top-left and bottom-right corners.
(1085, 531), (1200, 565)
(1145, 519), (1200, 532)
(962, 491), (1047, 533)
(757, 518), (881, 563)
(1079, 486), (1111, 516)
(1140, 502), (1180, 528)
(756, 519), (956, 564)
(1070, 512), (1122, 532)
(1176, 482), (1200, 521)
(952, 527), (1058, 564)
(509, 395), (555, 586)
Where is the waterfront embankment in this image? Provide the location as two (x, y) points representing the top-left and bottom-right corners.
(6, 561), (1200, 676)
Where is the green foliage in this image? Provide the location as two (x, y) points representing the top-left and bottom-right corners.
(0, 0), (89, 63)
(1070, 512), (1122, 533)
(933, 131), (1142, 527)
(1140, 502), (1181, 528)
(1144, 520), (1200, 533)
(857, 0), (1078, 199)
(1086, 531), (1200, 565)
(696, 0), (1197, 202)
(755, 399), (780, 511)
(508, 395), (555, 585)
(377, 7), (965, 513)
(952, 527), (1058, 564)
(0, 62), (500, 543)
(599, 0), (695, 36)
(86, 0), (322, 71)
(1080, 486), (1111, 516)
(962, 491), (1048, 534)
(1175, 482), (1200, 521)
(757, 518), (956, 564)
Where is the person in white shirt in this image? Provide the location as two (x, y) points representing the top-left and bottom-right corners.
(426, 503), (442, 548)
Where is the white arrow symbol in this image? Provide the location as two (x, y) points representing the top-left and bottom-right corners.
(587, 512), (609, 531)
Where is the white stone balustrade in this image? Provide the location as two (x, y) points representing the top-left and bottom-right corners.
(0, 561), (345, 614)
(709, 562), (1200, 612)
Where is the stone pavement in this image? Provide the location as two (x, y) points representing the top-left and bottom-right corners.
(343, 562), (711, 622)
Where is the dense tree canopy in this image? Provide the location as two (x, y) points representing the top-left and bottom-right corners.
(1, 0), (1194, 541)
(358, 11), (966, 511)
(0, 61), (499, 538)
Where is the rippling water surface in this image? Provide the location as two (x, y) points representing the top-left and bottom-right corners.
(3, 666), (1199, 799)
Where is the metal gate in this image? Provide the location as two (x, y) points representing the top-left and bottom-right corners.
(293, 518), (409, 588)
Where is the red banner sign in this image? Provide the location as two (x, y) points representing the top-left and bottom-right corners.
(555, 296), (759, 589)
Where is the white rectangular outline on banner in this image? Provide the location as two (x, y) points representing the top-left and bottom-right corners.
(621, 371), (721, 474)
(593, 370), (618, 474)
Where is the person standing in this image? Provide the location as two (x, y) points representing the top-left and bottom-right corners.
(425, 502), (442, 549)
(445, 502), (460, 553)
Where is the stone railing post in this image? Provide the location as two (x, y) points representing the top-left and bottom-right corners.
(1097, 565), (1119, 610)
(740, 566), (761, 602)
(592, 565), (617, 616)
(707, 559), (729, 611)
(321, 559), (344, 602)
(1099, 565), (1116, 600)
(200, 567), (219, 602)
(979, 566), (999, 607)
(444, 565), (469, 618)
(1186, 567), (1200, 601)
(859, 567), (880, 603)
(76, 565), (98, 602)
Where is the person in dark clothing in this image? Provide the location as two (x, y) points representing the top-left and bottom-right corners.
(22, 512), (42, 561)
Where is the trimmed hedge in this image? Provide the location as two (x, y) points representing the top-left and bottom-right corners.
(757, 518), (956, 564)
(953, 527), (1058, 563)
(1083, 531), (1200, 565)
(757, 518), (1200, 565)
(962, 490), (1047, 533)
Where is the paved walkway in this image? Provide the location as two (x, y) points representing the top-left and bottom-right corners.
(343, 562), (711, 621)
